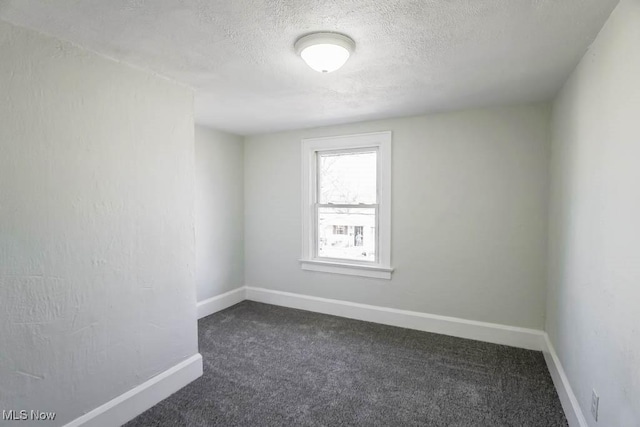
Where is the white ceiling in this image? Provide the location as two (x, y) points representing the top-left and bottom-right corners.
(0, 0), (619, 135)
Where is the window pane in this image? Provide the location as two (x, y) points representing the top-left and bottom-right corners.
(317, 207), (376, 262)
(319, 150), (377, 204)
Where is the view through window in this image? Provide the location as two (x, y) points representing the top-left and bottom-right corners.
(317, 149), (377, 262)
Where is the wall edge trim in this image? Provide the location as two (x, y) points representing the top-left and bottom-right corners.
(244, 286), (545, 351)
(196, 286), (246, 319)
(64, 353), (203, 427)
(541, 333), (588, 427)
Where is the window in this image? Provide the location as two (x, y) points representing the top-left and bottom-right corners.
(300, 132), (392, 279)
(332, 225), (348, 235)
(318, 149), (377, 262)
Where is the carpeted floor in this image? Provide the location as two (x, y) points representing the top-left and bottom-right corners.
(126, 301), (567, 426)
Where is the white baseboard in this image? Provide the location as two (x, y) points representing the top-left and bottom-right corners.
(541, 334), (588, 427)
(245, 287), (545, 351)
(64, 353), (203, 427)
(197, 287), (246, 319)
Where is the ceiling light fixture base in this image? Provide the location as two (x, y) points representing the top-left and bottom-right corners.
(294, 32), (355, 73)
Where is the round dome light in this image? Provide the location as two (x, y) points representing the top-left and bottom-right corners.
(294, 32), (355, 73)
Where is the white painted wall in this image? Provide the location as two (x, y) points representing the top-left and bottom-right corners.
(547, 0), (640, 425)
(195, 126), (244, 302)
(0, 21), (199, 425)
(245, 104), (550, 329)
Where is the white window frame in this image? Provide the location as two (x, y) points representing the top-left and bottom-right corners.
(300, 131), (393, 279)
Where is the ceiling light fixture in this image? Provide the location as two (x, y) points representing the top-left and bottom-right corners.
(295, 32), (355, 73)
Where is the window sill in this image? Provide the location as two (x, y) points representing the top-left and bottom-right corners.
(299, 259), (393, 280)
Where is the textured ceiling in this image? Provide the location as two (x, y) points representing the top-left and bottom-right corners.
(0, 0), (619, 135)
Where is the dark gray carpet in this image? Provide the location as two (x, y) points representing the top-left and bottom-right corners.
(126, 301), (567, 426)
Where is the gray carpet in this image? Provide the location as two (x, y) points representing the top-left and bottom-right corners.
(126, 301), (567, 426)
